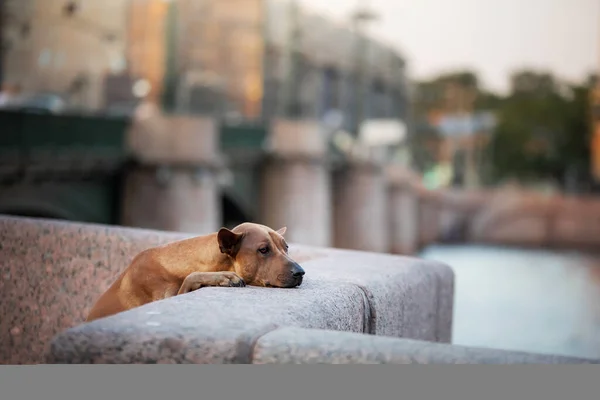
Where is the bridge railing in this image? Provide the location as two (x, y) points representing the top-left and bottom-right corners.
(3, 109), (600, 254)
(0, 109), (129, 183)
(386, 165), (600, 253)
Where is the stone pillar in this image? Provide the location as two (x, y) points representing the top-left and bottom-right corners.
(121, 104), (223, 234)
(333, 160), (389, 253)
(387, 166), (420, 255)
(418, 189), (441, 248)
(121, 165), (220, 234)
(259, 119), (332, 247)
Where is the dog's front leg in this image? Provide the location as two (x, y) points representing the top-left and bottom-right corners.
(177, 272), (246, 295)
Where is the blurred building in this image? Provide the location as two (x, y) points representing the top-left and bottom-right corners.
(1, 0), (130, 110)
(169, 0), (410, 135)
(261, 1), (409, 131)
(1, 0), (410, 137)
(412, 73), (495, 188)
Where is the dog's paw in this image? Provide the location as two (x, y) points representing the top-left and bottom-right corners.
(219, 273), (246, 288)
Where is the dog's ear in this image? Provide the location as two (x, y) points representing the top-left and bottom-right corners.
(276, 226), (287, 237)
(217, 228), (244, 257)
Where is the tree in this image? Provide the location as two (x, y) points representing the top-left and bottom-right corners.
(487, 70), (593, 190)
(475, 91), (503, 110)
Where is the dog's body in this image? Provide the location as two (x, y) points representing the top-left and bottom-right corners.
(86, 223), (304, 322)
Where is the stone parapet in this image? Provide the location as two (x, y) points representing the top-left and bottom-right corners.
(46, 242), (454, 363)
(252, 328), (600, 364)
(0, 215), (454, 364)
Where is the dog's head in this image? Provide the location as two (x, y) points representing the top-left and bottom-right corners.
(217, 222), (304, 288)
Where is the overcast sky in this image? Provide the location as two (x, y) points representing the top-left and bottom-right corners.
(300, 0), (599, 93)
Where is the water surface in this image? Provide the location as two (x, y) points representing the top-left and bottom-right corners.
(420, 245), (600, 359)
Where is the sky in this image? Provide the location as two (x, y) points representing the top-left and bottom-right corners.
(300, 0), (599, 94)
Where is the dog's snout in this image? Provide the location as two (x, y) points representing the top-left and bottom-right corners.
(291, 264), (305, 278)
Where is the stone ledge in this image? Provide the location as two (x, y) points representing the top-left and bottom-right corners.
(47, 281), (368, 364)
(0, 216), (191, 364)
(1, 215), (454, 364)
(252, 328), (600, 364)
(291, 244), (454, 342)
(47, 248), (455, 363)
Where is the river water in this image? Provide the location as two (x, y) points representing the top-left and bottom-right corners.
(420, 245), (600, 359)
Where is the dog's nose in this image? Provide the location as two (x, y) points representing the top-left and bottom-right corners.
(291, 264), (305, 278)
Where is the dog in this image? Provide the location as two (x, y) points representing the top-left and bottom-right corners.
(85, 223), (305, 322)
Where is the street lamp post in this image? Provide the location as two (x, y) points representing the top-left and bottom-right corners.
(279, 0), (302, 119)
(350, 5), (378, 138)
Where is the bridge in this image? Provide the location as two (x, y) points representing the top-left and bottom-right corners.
(2, 107), (600, 255)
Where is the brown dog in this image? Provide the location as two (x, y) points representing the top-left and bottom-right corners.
(86, 223), (305, 322)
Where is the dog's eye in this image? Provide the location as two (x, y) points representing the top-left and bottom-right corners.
(258, 246), (270, 255)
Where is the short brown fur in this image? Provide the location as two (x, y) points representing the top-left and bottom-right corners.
(86, 223), (304, 322)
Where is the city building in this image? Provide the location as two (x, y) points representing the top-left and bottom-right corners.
(1, 0), (129, 110)
(1, 0), (410, 141)
(412, 73), (495, 188)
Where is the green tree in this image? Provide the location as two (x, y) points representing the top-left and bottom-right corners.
(487, 70), (593, 189)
